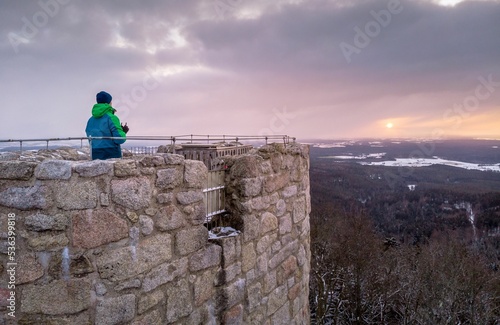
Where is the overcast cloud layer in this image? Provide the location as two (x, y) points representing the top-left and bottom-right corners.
(1, 0), (499, 141)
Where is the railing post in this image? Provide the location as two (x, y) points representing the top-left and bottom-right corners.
(89, 137), (93, 160)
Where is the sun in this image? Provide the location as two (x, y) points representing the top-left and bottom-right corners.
(386, 122), (394, 129)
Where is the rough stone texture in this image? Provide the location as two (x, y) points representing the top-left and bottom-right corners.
(176, 226), (208, 256)
(276, 199), (287, 217)
(100, 192), (110, 206)
(293, 195), (307, 223)
(224, 278), (246, 309)
(269, 240), (299, 270)
(127, 211), (139, 223)
(177, 190), (204, 205)
(114, 159), (139, 177)
(72, 210), (128, 249)
(28, 233), (69, 251)
(157, 192), (174, 204)
(156, 167), (182, 189)
(0, 161), (36, 180)
(0, 184), (50, 210)
(166, 279), (193, 323)
(55, 181), (97, 210)
(163, 153), (184, 165)
(96, 233), (172, 282)
(282, 185), (298, 198)
(184, 201), (206, 225)
(278, 256), (298, 285)
(267, 284), (288, 316)
(218, 262), (242, 285)
(139, 155), (165, 167)
(16, 311), (91, 325)
(189, 244), (222, 272)
(70, 254), (94, 277)
(1, 143), (310, 324)
(257, 234), (276, 255)
(230, 155), (261, 179)
(142, 257), (188, 292)
(138, 289), (165, 314)
(240, 177), (262, 197)
(271, 301), (291, 325)
(95, 283), (107, 296)
(216, 236), (241, 266)
(25, 213), (68, 231)
(224, 304), (244, 325)
(184, 160), (208, 188)
(139, 215), (154, 235)
(261, 212), (278, 234)
(247, 282), (263, 313)
(242, 243), (257, 272)
(279, 214), (292, 235)
(17, 253), (44, 284)
(194, 269), (216, 306)
(264, 173), (290, 194)
(243, 214), (260, 242)
(155, 205), (185, 231)
(131, 309), (163, 325)
(111, 177), (152, 210)
(115, 278), (141, 291)
(35, 160), (72, 180)
(21, 278), (91, 315)
(95, 294), (136, 325)
(74, 160), (113, 177)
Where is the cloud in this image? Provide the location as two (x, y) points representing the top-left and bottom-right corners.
(1, 0), (499, 141)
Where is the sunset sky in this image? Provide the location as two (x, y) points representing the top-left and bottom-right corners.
(1, 0), (499, 141)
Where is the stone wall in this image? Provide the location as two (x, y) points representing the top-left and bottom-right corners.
(0, 143), (310, 324)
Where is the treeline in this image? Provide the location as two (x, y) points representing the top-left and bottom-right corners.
(309, 210), (500, 324)
(310, 162), (500, 246)
(308, 162), (500, 324)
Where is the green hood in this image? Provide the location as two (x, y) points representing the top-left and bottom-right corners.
(92, 103), (114, 118)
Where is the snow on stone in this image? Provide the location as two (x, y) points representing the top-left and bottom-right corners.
(208, 226), (241, 239)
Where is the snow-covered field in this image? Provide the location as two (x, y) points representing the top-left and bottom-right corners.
(360, 157), (500, 172)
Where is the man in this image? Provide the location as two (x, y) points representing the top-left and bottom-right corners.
(85, 91), (129, 160)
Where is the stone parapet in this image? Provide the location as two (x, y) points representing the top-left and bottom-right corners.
(0, 143), (310, 324)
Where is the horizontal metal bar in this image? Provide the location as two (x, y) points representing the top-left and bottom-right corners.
(0, 134), (295, 143)
(203, 186), (225, 193)
(206, 209), (226, 218)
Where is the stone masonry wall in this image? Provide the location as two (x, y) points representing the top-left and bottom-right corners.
(0, 143), (310, 324)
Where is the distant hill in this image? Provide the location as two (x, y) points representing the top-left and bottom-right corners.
(309, 138), (500, 242)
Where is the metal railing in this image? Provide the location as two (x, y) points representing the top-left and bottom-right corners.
(0, 135), (296, 222)
(0, 134), (296, 153)
(204, 170), (226, 223)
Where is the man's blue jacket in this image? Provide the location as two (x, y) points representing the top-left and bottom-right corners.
(85, 103), (126, 160)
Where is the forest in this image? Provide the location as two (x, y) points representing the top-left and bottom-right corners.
(308, 148), (500, 324)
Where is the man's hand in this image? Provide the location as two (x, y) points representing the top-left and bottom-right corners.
(121, 123), (129, 134)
